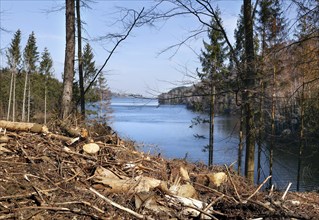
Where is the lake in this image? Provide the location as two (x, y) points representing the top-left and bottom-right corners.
(91, 97), (319, 191)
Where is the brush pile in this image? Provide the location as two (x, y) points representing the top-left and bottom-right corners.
(0, 120), (318, 219)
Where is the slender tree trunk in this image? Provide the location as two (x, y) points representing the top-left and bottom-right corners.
(12, 71), (16, 122)
(60, 0), (75, 119)
(22, 72), (28, 121)
(238, 106), (244, 175)
(243, 0), (256, 183)
(297, 81), (305, 191)
(257, 80), (264, 184)
(269, 65), (276, 186)
(208, 85), (215, 166)
(76, 0), (85, 118)
(99, 80), (103, 120)
(27, 74), (31, 122)
(7, 70), (14, 121)
(44, 76), (47, 124)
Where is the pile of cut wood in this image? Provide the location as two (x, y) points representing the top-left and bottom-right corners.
(0, 120), (318, 219)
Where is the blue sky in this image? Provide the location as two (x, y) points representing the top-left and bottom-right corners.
(0, 0), (244, 96)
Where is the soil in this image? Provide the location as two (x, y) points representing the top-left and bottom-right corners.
(0, 122), (318, 219)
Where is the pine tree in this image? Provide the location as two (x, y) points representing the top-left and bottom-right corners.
(39, 47), (54, 124)
(199, 8), (228, 166)
(6, 29), (22, 121)
(22, 31), (39, 122)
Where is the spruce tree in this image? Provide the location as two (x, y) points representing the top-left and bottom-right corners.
(6, 29), (22, 121)
(82, 43), (97, 89)
(82, 43), (99, 102)
(39, 47), (54, 124)
(22, 31), (39, 122)
(199, 8), (228, 166)
(39, 48), (53, 76)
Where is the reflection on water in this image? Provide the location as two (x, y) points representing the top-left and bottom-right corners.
(92, 97), (319, 191)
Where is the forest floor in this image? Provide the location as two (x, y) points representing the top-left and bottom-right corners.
(0, 120), (318, 219)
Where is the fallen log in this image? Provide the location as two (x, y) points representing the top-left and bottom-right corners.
(0, 120), (48, 133)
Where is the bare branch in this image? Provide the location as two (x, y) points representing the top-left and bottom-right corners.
(79, 8), (145, 104)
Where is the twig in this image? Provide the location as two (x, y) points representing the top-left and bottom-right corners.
(224, 164), (242, 202)
(89, 187), (152, 220)
(54, 201), (105, 214)
(0, 188), (58, 201)
(55, 171), (81, 185)
(269, 184), (274, 197)
(20, 146), (35, 164)
(4, 205), (101, 219)
(184, 205), (216, 219)
(249, 200), (275, 212)
(201, 195), (225, 219)
(205, 197), (220, 212)
(281, 182), (292, 200)
(192, 181), (238, 203)
(62, 146), (96, 161)
(245, 176), (272, 202)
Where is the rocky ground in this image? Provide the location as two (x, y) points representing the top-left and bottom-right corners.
(0, 120), (318, 219)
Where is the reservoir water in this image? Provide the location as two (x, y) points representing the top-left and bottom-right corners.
(93, 97), (319, 191)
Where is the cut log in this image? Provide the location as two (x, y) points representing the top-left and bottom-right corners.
(0, 120), (48, 133)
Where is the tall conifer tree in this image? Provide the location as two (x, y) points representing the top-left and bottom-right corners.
(22, 31), (39, 122)
(39, 47), (53, 124)
(6, 29), (21, 121)
(199, 8), (228, 166)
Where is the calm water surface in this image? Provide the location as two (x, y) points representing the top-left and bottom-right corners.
(96, 97), (319, 191)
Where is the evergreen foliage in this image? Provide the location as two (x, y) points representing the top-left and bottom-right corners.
(39, 48), (53, 76)
(6, 29), (22, 69)
(23, 31), (39, 73)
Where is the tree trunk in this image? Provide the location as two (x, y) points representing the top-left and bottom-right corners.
(238, 106), (244, 175)
(44, 76), (47, 124)
(0, 120), (48, 133)
(269, 65), (276, 186)
(208, 85), (215, 166)
(257, 80), (264, 184)
(76, 0), (85, 118)
(12, 71), (16, 122)
(243, 0), (256, 184)
(60, 0), (76, 120)
(7, 70), (14, 121)
(297, 81), (305, 191)
(27, 73), (31, 122)
(22, 72), (28, 121)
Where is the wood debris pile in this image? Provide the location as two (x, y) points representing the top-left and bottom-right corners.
(0, 120), (318, 219)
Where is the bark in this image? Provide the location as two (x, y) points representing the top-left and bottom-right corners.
(269, 65), (276, 186)
(27, 75), (31, 122)
(76, 0), (85, 118)
(60, 0), (75, 119)
(297, 81), (305, 191)
(7, 70), (14, 121)
(22, 72), (28, 121)
(12, 71), (16, 122)
(238, 106), (244, 175)
(208, 85), (215, 166)
(0, 120), (48, 133)
(257, 80), (264, 184)
(243, 0), (256, 183)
